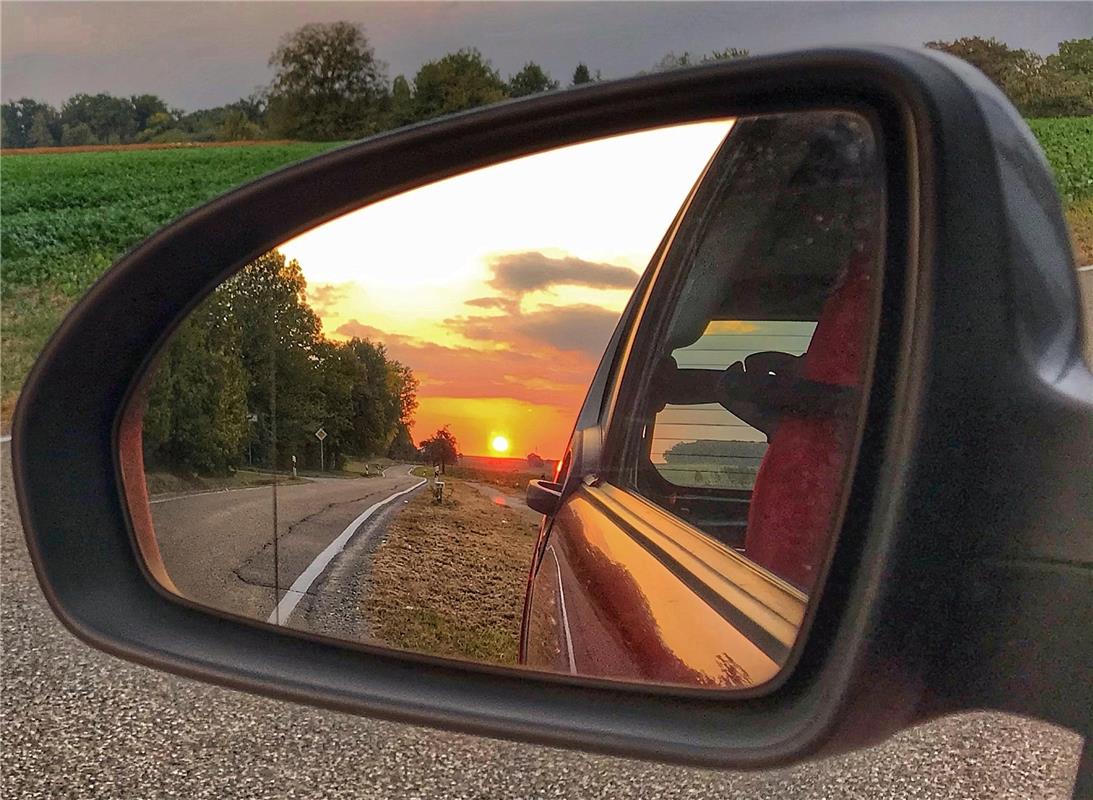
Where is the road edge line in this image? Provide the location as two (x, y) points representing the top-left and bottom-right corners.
(268, 467), (425, 625)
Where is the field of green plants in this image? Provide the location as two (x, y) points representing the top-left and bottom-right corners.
(1, 141), (340, 417)
(1, 118), (1090, 423)
(1027, 117), (1093, 203)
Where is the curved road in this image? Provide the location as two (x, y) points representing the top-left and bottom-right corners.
(149, 466), (423, 630)
(1, 445), (1082, 798)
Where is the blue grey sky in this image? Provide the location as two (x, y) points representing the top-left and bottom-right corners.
(3, 2), (1090, 109)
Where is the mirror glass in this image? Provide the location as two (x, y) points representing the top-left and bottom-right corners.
(125, 112), (883, 690)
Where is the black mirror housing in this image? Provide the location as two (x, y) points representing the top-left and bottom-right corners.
(526, 480), (562, 516)
(12, 47), (1092, 769)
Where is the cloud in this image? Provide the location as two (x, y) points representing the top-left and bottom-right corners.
(464, 296), (515, 310)
(447, 303), (619, 359)
(334, 318), (599, 409)
(307, 283), (351, 317)
(486, 251), (639, 296)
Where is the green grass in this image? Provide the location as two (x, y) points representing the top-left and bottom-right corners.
(1, 141), (341, 414)
(143, 468), (308, 496)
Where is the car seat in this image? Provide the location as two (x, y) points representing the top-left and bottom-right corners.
(743, 249), (873, 592)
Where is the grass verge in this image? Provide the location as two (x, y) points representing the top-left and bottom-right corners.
(143, 468), (307, 496)
(362, 478), (538, 664)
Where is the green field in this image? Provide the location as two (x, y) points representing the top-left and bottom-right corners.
(1, 141), (341, 418)
(2, 118), (1091, 423)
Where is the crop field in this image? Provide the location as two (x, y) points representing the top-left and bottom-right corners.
(1, 119), (1091, 425)
(1, 141), (340, 420)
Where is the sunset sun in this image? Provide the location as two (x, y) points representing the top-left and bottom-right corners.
(489, 435), (511, 455)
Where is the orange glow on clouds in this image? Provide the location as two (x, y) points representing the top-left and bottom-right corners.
(279, 121), (733, 456)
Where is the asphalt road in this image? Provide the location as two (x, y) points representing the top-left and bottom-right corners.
(2, 445), (1083, 799)
(149, 467), (423, 628)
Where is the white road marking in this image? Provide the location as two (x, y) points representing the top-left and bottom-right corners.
(545, 544), (577, 674)
(268, 467), (425, 625)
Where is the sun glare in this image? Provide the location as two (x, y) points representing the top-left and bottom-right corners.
(490, 435), (511, 455)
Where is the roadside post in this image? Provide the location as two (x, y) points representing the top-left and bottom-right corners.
(291, 454), (297, 479)
(315, 427), (327, 472)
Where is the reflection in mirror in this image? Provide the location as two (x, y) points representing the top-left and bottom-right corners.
(126, 112), (883, 691)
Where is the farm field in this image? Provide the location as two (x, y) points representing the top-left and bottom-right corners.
(1, 140), (341, 422)
(2, 118), (1091, 427)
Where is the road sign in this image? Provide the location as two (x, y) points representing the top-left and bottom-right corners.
(315, 428), (327, 472)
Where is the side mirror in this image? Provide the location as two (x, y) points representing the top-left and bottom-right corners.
(525, 480), (562, 516)
(13, 47), (1091, 772)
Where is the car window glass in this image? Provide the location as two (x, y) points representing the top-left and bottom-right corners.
(615, 110), (883, 592)
(651, 319), (815, 491)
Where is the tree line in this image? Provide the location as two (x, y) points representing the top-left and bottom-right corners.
(6, 29), (1085, 149)
(142, 249), (420, 475)
(2, 22), (743, 147)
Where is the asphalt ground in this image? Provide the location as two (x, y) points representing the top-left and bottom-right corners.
(1, 445), (1082, 798)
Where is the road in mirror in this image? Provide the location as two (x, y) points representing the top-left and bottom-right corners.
(127, 112), (883, 691)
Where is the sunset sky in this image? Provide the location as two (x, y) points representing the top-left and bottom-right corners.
(279, 121), (733, 457)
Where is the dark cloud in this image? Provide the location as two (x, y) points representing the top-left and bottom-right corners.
(486, 251), (639, 295)
(448, 303), (619, 359)
(307, 283), (350, 317)
(464, 295), (517, 312)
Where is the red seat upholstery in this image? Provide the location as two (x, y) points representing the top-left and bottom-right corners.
(743, 251), (873, 592)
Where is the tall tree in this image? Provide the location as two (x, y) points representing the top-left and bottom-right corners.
(928, 35), (1093, 116)
(26, 111), (57, 148)
(142, 291), (249, 474)
(61, 93), (139, 143)
(390, 74), (415, 127)
(508, 62), (559, 97)
(129, 94), (170, 131)
(411, 48), (508, 120)
(267, 21), (389, 140)
(220, 250), (324, 469)
(2, 99), (59, 148)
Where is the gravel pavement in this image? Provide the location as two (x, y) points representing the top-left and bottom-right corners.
(1, 445), (1082, 799)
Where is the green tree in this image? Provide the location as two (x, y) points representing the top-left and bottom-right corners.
(411, 48), (508, 120)
(390, 74), (415, 127)
(61, 93), (139, 143)
(221, 250), (324, 470)
(387, 423), (418, 460)
(2, 99), (60, 148)
(571, 63), (595, 85)
(218, 109), (262, 141)
(143, 292), (249, 474)
(130, 94), (170, 131)
(26, 111), (56, 147)
(508, 62), (559, 97)
(420, 426), (459, 473)
(926, 36), (1041, 90)
(928, 36), (1093, 116)
(267, 21), (389, 140)
(60, 122), (97, 147)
